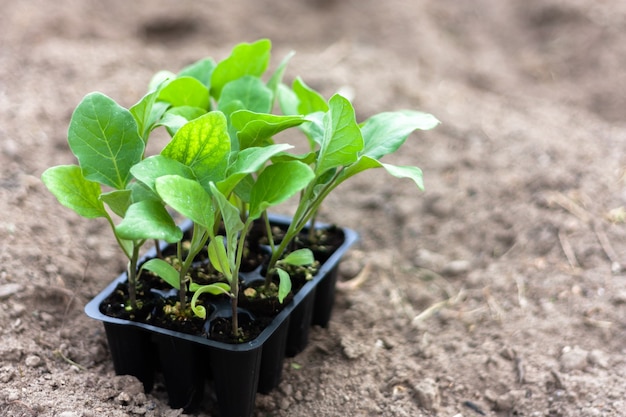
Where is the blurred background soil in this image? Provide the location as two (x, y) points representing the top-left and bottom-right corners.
(1, 0), (625, 416)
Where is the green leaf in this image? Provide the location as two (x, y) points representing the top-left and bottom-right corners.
(178, 57), (216, 89)
(158, 106), (208, 136)
(218, 76), (273, 115)
(209, 183), (244, 272)
(161, 111), (231, 185)
(231, 110), (306, 149)
(267, 50), (295, 107)
(189, 281), (230, 293)
(281, 248), (314, 266)
(115, 200), (182, 243)
(301, 111), (325, 149)
(277, 83), (299, 116)
(68, 92), (144, 189)
(158, 76), (210, 109)
(140, 258), (181, 290)
(276, 268), (292, 303)
(41, 165), (106, 219)
(148, 70), (176, 92)
(293, 77), (329, 114)
(128, 181), (161, 203)
(337, 155), (381, 183)
(99, 189), (132, 217)
(130, 90), (170, 141)
(338, 156), (425, 190)
(131, 155), (196, 192)
(210, 39), (272, 99)
(379, 162), (425, 190)
(207, 236), (232, 281)
(249, 161), (315, 220)
(316, 94), (363, 175)
(227, 144), (294, 177)
(155, 175), (216, 230)
(360, 110), (440, 160)
(190, 282), (231, 319)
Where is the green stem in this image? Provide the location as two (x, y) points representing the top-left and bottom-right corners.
(264, 171), (341, 284)
(230, 220), (252, 338)
(263, 211), (275, 253)
(127, 243), (141, 310)
(178, 223), (209, 310)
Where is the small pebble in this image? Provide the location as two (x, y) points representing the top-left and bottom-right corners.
(11, 302), (27, 317)
(611, 290), (626, 305)
(40, 311), (55, 323)
(57, 412), (80, 417)
(280, 383), (293, 396)
(587, 349), (609, 369)
(413, 378), (440, 411)
(0, 283), (22, 299)
(560, 346), (588, 372)
(117, 391), (132, 405)
(278, 397), (291, 410)
(25, 355), (42, 368)
(442, 260), (472, 276)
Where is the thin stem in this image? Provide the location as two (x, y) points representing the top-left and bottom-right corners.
(265, 172), (341, 282)
(178, 223), (209, 311)
(127, 243), (141, 310)
(263, 211), (275, 253)
(230, 220), (252, 338)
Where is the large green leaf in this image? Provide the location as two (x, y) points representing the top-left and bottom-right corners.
(231, 110), (306, 149)
(131, 155), (196, 192)
(210, 39), (272, 99)
(157, 76), (210, 109)
(41, 165), (106, 219)
(68, 92), (144, 190)
(249, 161), (315, 220)
(218, 76), (273, 115)
(161, 111), (230, 185)
(155, 175), (215, 230)
(316, 94), (363, 175)
(115, 200), (182, 243)
(360, 110), (440, 160)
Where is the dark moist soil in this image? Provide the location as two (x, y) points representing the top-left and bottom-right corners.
(1, 1), (626, 416)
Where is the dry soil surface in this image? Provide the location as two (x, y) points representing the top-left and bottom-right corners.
(1, 0), (625, 416)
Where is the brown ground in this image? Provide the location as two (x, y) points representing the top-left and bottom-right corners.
(1, 0), (625, 416)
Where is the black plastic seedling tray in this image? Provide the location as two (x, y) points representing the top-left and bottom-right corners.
(85, 215), (358, 417)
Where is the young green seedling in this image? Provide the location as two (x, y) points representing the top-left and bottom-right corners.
(41, 93), (183, 311)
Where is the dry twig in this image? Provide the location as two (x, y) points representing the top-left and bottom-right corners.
(411, 289), (465, 325)
(557, 229), (580, 269)
(547, 191), (623, 271)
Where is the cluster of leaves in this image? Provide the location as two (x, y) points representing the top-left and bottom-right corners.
(41, 39), (439, 338)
